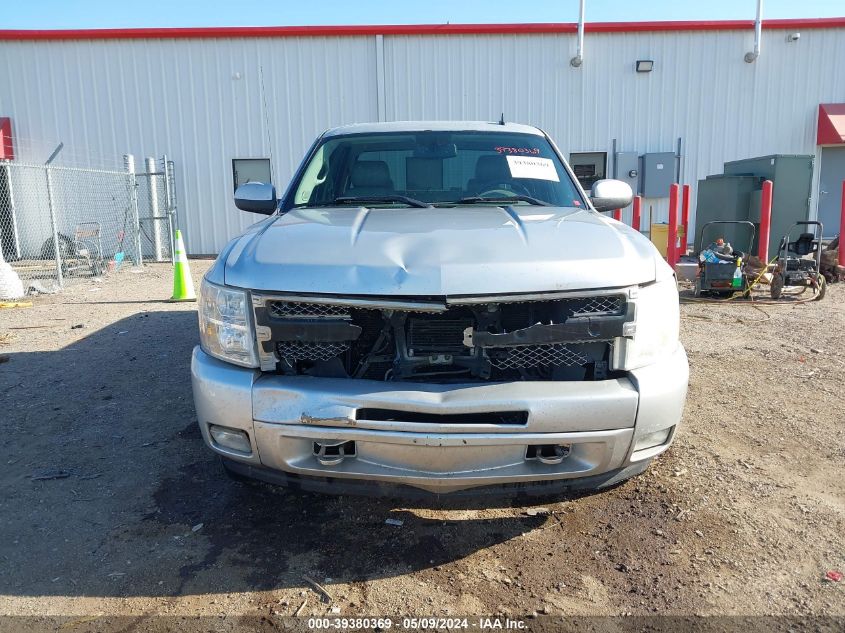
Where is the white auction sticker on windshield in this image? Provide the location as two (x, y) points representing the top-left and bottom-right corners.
(506, 155), (560, 182)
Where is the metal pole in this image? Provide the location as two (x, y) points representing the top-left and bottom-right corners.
(612, 209), (622, 222)
(145, 156), (163, 262)
(632, 196), (642, 232)
(125, 154), (143, 268)
(44, 166), (63, 287)
(4, 163), (22, 259)
(667, 184), (680, 268)
(162, 155), (176, 262)
(758, 179), (773, 263)
(681, 184), (691, 254)
(570, 0), (585, 67)
(745, 0), (763, 62)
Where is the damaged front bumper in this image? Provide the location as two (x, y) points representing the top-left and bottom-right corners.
(191, 343), (688, 495)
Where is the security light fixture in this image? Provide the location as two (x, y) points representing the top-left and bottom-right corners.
(636, 60), (654, 73)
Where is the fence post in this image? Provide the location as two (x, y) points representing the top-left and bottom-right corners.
(145, 156), (164, 262)
(3, 163), (22, 259)
(44, 165), (64, 287)
(632, 196), (642, 232)
(681, 184), (691, 254)
(667, 184), (680, 268)
(124, 154), (143, 268)
(758, 179), (773, 263)
(162, 155), (176, 262)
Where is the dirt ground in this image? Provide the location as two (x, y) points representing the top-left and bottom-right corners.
(0, 261), (842, 630)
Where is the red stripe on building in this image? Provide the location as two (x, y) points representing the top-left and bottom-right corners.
(0, 18), (843, 41)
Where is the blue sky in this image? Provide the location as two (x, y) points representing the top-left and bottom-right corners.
(3, 0), (843, 29)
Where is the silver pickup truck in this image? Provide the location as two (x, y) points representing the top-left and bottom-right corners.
(191, 121), (688, 496)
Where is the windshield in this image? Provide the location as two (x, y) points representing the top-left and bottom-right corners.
(289, 131), (585, 208)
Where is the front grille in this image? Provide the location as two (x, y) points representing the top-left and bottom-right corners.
(489, 344), (590, 369)
(268, 301), (352, 319)
(562, 295), (625, 317)
(257, 293), (625, 382)
(276, 341), (349, 362)
(407, 316), (473, 354)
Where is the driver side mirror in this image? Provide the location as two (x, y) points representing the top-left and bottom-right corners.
(234, 181), (277, 214)
(590, 179), (633, 213)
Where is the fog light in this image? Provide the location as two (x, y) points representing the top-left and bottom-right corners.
(633, 427), (672, 452)
(209, 425), (252, 454)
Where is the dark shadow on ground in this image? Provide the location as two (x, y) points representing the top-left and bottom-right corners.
(0, 311), (556, 599)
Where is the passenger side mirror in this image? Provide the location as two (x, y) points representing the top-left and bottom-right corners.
(234, 181), (277, 214)
(589, 179), (633, 213)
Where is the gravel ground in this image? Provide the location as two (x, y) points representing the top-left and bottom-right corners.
(0, 261), (842, 630)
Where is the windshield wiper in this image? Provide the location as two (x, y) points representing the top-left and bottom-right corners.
(332, 195), (431, 209)
(455, 194), (549, 207)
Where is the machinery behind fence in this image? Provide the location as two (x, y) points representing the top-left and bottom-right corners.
(0, 155), (177, 291)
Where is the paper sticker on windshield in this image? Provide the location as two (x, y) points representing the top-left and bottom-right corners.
(506, 156), (560, 182)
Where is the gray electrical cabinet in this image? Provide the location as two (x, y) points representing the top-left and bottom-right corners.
(614, 151), (640, 197)
(694, 175), (759, 250)
(723, 154), (814, 259)
(692, 155), (814, 257)
(641, 152), (676, 198)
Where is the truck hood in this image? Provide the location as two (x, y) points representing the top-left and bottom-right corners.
(222, 205), (661, 296)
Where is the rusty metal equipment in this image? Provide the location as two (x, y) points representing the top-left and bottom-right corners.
(770, 221), (826, 300)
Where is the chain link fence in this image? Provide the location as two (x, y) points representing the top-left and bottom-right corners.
(0, 155), (176, 296)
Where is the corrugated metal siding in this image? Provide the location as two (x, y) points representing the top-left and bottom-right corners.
(384, 28), (845, 229)
(2, 36), (379, 253)
(2, 27), (844, 252)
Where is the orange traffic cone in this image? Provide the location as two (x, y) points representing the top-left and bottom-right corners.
(169, 229), (196, 302)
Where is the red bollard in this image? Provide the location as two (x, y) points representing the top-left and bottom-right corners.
(839, 180), (845, 268)
(681, 184), (691, 255)
(758, 179), (773, 263)
(632, 196), (642, 232)
(612, 209), (622, 222)
(667, 184), (679, 267)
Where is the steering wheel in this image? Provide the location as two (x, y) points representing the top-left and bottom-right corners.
(475, 181), (531, 198)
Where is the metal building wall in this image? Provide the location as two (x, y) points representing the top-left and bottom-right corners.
(2, 26), (844, 253)
(384, 28), (845, 231)
(2, 36), (380, 253)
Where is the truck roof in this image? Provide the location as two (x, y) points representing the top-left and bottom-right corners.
(323, 120), (545, 137)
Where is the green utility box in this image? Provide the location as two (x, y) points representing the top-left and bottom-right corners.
(695, 175), (759, 249)
(695, 154), (814, 259)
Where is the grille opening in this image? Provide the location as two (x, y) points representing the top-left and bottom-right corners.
(276, 340), (350, 362)
(407, 314), (473, 354)
(268, 301), (351, 319)
(356, 408), (529, 425)
(258, 295), (627, 383)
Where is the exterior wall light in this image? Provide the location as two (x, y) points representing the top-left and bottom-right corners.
(636, 60), (654, 73)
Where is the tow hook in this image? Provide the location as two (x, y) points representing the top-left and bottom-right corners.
(313, 440), (356, 466)
(533, 444), (572, 465)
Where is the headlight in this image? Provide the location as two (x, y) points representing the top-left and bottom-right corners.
(198, 279), (258, 367)
(615, 276), (679, 371)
